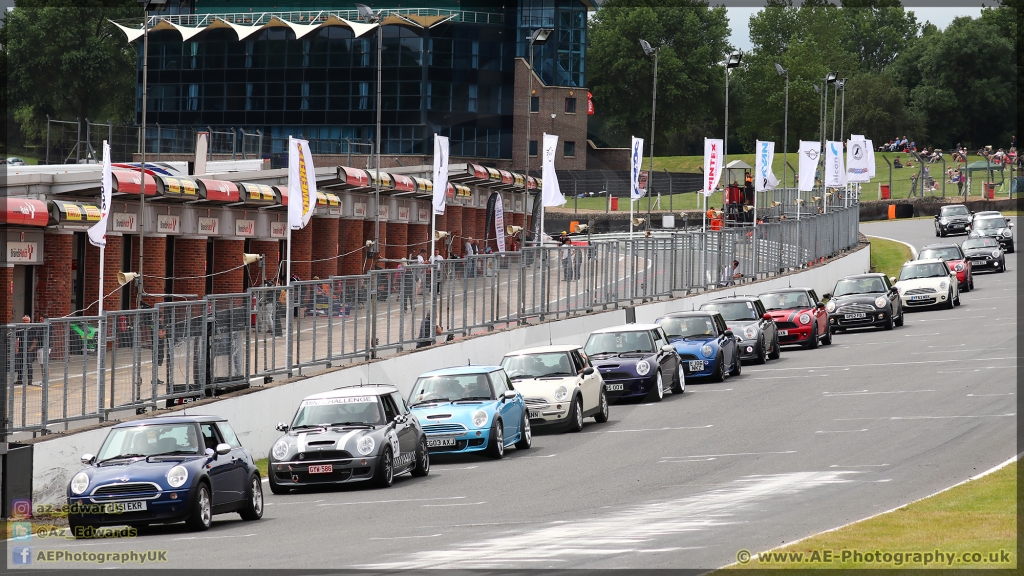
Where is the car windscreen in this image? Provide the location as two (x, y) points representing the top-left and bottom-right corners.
(658, 317), (715, 338)
(291, 396), (384, 427)
(502, 352), (575, 379)
(700, 302), (758, 321)
(96, 424), (202, 462)
(919, 247), (962, 261)
(962, 238), (999, 249)
(409, 374), (494, 405)
(974, 218), (1006, 230)
(899, 263), (949, 281)
(760, 292), (811, 310)
(833, 277), (886, 296)
(584, 331), (655, 355)
(940, 205), (969, 216)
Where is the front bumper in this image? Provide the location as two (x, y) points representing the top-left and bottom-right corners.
(900, 292), (947, 308)
(422, 429), (491, 454)
(734, 339), (761, 359)
(777, 326), (813, 345)
(598, 376), (655, 402)
(829, 310), (890, 329)
(67, 485), (193, 527)
(939, 222), (969, 234)
(678, 357), (716, 378)
(524, 401), (571, 426)
(965, 255), (1003, 270)
(271, 455), (378, 485)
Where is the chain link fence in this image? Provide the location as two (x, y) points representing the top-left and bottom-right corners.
(3, 206), (859, 436)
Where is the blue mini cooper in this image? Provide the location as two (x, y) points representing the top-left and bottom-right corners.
(655, 311), (740, 382)
(408, 366), (531, 459)
(66, 415), (262, 535)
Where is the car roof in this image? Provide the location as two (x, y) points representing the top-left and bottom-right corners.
(921, 243), (962, 250)
(905, 258), (946, 265)
(707, 295), (760, 302)
(303, 384), (397, 401)
(418, 365), (503, 377)
(504, 344), (581, 355)
(113, 415), (224, 427)
(975, 215), (1007, 221)
(589, 323), (662, 334)
(838, 273), (886, 280)
(758, 287), (812, 295)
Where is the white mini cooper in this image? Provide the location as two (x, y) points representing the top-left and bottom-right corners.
(500, 345), (609, 432)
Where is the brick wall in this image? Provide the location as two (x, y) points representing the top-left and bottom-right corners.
(211, 238), (245, 294)
(511, 58), (588, 172)
(311, 217), (340, 279)
(35, 232), (74, 319)
(408, 223), (429, 259)
(172, 238), (207, 299)
(475, 205), (492, 251)
(338, 220), (365, 276)
(362, 220), (387, 271)
(446, 206), (463, 256)
(247, 240), (280, 285)
(0, 267), (12, 323)
(433, 213), (449, 257)
(385, 222), (409, 267)
(462, 207), (480, 247)
(289, 224), (313, 280)
(83, 235), (123, 315)
(127, 235), (168, 308)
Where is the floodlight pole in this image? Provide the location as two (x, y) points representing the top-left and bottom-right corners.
(137, 6), (150, 309)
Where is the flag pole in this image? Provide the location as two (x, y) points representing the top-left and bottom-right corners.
(285, 136), (293, 375)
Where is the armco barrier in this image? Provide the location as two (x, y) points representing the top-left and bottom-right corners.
(25, 242), (869, 506)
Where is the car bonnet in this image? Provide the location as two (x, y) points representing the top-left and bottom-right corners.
(281, 426), (381, 455)
(511, 376), (577, 399)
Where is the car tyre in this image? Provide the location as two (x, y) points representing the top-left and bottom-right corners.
(516, 410), (533, 448)
(239, 474), (264, 521)
(567, 396), (584, 433)
(268, 471), (290, 495)
(486, 418), (505, 459)
(185, 482), (212, 531)
(646, 371), (665, 402)
(945, 288), (955, 309)
(711, 353), (726, 382)
(882, 312), (894, 331)
(821, 324), (833, 345)
(894, 308), (905, 327)
(411, 436), (430, 476)
(374, 446), (394, 487)
(953, 290), (961, 306)
(754, 337), (767, 364)
(728, 352), (742, 376)
(805, 325), (819, 349)
(594, 389), (610, 423)
(768, 334), (781, 360)
(671, 363), (685, 393)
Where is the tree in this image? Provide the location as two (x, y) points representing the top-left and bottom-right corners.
(586, 0), (732, 155)
(840, 0), (919, 72)
(4, 0), (140, 145)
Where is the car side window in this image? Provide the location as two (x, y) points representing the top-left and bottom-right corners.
(200, 423), (222, 451)
(652, 329), (666, 348)
(754, 300), (767, 316)
(380, 395), (398, 422)
(215, 422), (241, 448)
(569, 350), (585, 373)
(390, 392), (409, 414)
(578, 349), (592, 367)
(809, 290), (819, 304)
(490, 371), (508, 395)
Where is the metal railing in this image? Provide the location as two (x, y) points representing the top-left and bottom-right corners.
(2, 205), (859, 436)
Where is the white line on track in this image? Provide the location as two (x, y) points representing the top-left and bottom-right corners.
(816, 429), (869, 433)
(829, 464), (889, 468)
(608, 424), (713, 433)
(911, 348), (1005, 355)
(744, 356), (1014, 373)
(661, 450), (797, 459)
(422, 501), (486, 507)
(966, 393), (1014, 397)
(318, 496), (465, 506)
(432, 465), (479, 470)
(822, 389), (934, 397)
(516, 453), (558, 458)
(752, 375), (830, 380)
(835, 413), (1015, 421)
(172, 533), (256, 541)
(369, 534), (443, 540)
(701, 388), (733, 391)
(867, 235), (917, 258)
(264, 499), (325, 505)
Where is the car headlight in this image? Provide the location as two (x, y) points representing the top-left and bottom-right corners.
(743, 325), (758, 340)
(272, 440), (290, 460)
(700, 344), (713, 358)
(939, 281), (947, 290)
(472, 410), (488, 428)
(798, 313), (811, 325)
(969, 231), (979, 238)
(874, 296), (888, 308)
(1003, 229), (1012, 237)
(554, 385), (569, 401)
(825, 300), (836, 313)
(166, 465), (188, 488)
(954, 262), (965, 272)
(70, 472), (90, 495)
(992, 250), (1002, 257)
(939, 218), (947, 224)
(636, 360), (651, 376)
(357, 435), (375, 455)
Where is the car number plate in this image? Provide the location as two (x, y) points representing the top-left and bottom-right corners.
(971, 260), (985, 265)
(307, 464), (333, 474)
(529, 411), (542, 419)
(910, 295), (931, 301)
(606, 383), (624, 391)
(778, 330), (789, 336)
(103, 501), (147, 514)
(426, 438), (456, 448)
(687, 360), (706, 371)
(844, 313), (867, 319)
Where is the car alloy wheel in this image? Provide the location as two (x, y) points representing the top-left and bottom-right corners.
(375, 447), (394, 487)
(806, 325), (819, 349)
(712, 353), (726, 383)
(516, 411), (532, 449)
(240, 475), (263, 520)
(186, 483), (212, 531)
(569, 397), (584, 432)
(648, 371), (664, 402)
(671, 363), (685, 393)
(755, 337), (767, 364)
(595, 390), (610, 423)
(495, 425), (504, 458)
(946, 288), (954, 309)
(412, 437), (430, 477)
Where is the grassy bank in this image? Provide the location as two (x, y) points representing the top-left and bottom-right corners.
(726, 460), (1016, 570)
(868, 237), (913, 278)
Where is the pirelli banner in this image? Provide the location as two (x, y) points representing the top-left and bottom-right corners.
(48, 200), (102, 227)
(156, 175), (200, 199)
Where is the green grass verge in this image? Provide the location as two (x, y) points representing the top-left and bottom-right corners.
(868, 236), (912, 279)
(255, 457), (269, 479)
(726, 460), (1016, 570)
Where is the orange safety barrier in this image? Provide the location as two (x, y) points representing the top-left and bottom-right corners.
(887, 205), (897, 219)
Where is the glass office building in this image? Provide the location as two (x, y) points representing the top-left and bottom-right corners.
(138, 0), (592, 159)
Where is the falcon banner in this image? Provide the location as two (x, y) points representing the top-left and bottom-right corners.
(798, 141), (821, 192)
(432, 133), (449, 215)
(703, 138), (724, 196)
(846, 136), (871, 183)
(630, 136), (645, 200)
(87, 141), (112, 248)
(825, 141), (847, 187)
(288, 137), (317, 230)
(754, 140), (780, 192)
(541, 133), (565, 206)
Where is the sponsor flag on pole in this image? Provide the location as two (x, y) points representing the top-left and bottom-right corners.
(88, 141), (112, 248)
(541, 133), (565, 206)
(288, 137), (317, 230)
(754, 140), (780, 192)
(703, 138), (724, 196)
(846, 138), (871, 183)
(630, 136), (645, 200)
(494, 194), (506, 253)
(432, 133), (449, 215)
(798, 141), (820, 192)
(825, 141), (846, 187)
(865, 139), (876, 177)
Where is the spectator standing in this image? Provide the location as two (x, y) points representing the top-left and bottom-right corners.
(14, 315), (33, 386)
(463, 236), (475, 277)
(720, 260), (741, 286)
(401, 266), (416, 312)
(430, 249), (445, 292)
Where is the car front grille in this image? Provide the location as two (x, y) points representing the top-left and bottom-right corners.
(524, 398), (549, 408)
(91, 482), (161, 499)
(676, 353), (698, 360)
(600, 372), (634, 381)
(838, 303), (874, 314)
(294, 450), (352, 461)
(905, 288), (937, 295)
(423, 423), (468, 435)
(776, 321), (799, 329)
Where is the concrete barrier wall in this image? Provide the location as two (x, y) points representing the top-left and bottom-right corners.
(858, 197), (1019, 222)
(29, 244), (869, 506)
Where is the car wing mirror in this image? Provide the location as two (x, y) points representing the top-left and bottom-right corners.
(815, 302), (825, 309)
(275, 422), (288, 432)
(205, 448), (215, 458)
(81, 453), (95, 465)
(503, 390), (518, 400)
(761, 313), (772, 321)
(394, 414), (407, 424)
(724, 330), (734, 338)
(582, 366), (595, 376)
(822, 293), (831, 300)
(215, 443), (232, 456)
(661, 344), (674, 353)
(889, 277), (896, 283)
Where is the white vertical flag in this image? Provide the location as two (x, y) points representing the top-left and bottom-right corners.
(630, 136), (645, 200)
(754, 140), (780, 192)
(825, 141), (846, 187)
(846, 138), (871, 183)
(703, 138), (724, 196)
(865, 139), (876, 177)
(88, 141), (112, 248)
(541, 133), (565, 206)
(432, 133), (449, 215)
(494, 194), (506, 253)
(288, 137), (318, 230)
(798, 141), (820, 192)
